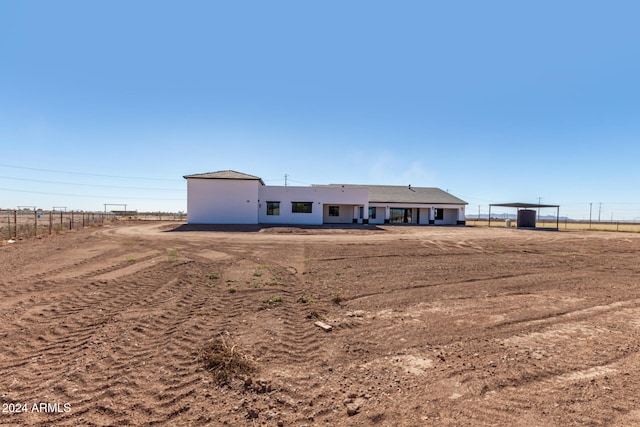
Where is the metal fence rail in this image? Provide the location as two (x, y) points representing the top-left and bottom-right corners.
(1, 210), (116, 240)
(468, 218), (640, 232)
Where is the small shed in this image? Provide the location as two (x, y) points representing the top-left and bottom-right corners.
(488, 203), (560, 230)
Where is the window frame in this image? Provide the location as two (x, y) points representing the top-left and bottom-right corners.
(328, 206), (340, 217)
(266, 201), (280, 216)
(291, 202), (313, 214)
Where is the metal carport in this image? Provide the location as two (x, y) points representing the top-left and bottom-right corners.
(488, 203), (561, 230)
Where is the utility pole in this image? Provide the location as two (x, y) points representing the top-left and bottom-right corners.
(598, 203), (602, 222)
(589, 202), (592, 229)
(538, 197), (542, 217)
(285, 174), (288, 187)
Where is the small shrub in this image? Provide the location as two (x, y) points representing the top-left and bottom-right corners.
(206, 273), (220, 280)
(126, 257), (138, 263)
(332, 288), (345, 305)
(166, 249), (179, 262)
(263, 295), (283, 304)
(228, 287), (237, 293)
(297, 295), (314, 304)
(253, 271), (263, 277)
(198, 334), (255, 384)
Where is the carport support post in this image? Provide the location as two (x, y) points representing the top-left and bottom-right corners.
(488, 205), (492, 227)
(556, 206), (560, 231)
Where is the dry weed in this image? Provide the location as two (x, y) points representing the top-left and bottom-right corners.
(198, 333), (255, 384)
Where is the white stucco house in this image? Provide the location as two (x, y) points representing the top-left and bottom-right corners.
(183, 170), (467, 226)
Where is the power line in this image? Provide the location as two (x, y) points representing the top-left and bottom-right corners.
(0, 187), (185, 201)
(0, 164), (180, 182)
(0, 175), (183, 191)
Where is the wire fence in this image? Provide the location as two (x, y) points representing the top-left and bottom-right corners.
(468, 218), (640, 232)
(121, 213), (187, 221)
(1, 210), (116, 240)
(1, 210), (188, 241)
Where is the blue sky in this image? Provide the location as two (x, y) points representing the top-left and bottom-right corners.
(1, 1), (639, 219)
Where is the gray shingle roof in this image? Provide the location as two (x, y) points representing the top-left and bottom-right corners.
(183, 170), (265, 184)
(322, 184), (467, 205)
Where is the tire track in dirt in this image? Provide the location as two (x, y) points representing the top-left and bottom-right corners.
(5, 223), (640, 426)
(427, 299), (640, 426)
(203, 242), (339, 416)
(0, 247), (230, 426)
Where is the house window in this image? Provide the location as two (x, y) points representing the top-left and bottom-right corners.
(434, 208), (444, 220)
(369, 207), (376, 219)
(329, 206), (340, 216)
(390, 208), (412, 223)
(266, 201), (280, 216)
(292, 202), (313, 213)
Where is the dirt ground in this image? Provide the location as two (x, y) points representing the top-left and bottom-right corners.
(1, 222), (640, 426)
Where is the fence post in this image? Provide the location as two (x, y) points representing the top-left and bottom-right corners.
(70, 211), (74, 230)
(34, 210), (37, 237)
(49, 211), (53, 235)
(13, 210), (17, 239)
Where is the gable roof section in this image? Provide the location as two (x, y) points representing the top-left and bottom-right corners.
(368, 185), (466, 204)
(183, 170), (265, 185)
(321, 184), (466, 205)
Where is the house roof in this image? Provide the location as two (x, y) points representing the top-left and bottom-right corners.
(183, 170), (265, 185)
(321, 184), (467, 205)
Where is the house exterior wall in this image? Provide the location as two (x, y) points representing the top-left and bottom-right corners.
(258, 186), (368, 225)
(368, 203), (464, 225)
(418, 208), (431, 225)
(186, 179), (260, 224)
(433, 206), (465, 225)
(323, 204), (355, 224)
(185, 175), (466, 226)
(367, 206), (384, 225)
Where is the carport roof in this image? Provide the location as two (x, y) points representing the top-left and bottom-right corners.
(490, 202), (559, 208)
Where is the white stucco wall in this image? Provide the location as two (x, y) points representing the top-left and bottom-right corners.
(258, 186), (368, 225)
(186, 179), (260, 224)
(418, 208), (431, 225)
(433, 206), (464, 225)
(185, 176), (466, 226)
(367, 206), (384, 224)
(323, 204), (355, 224)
